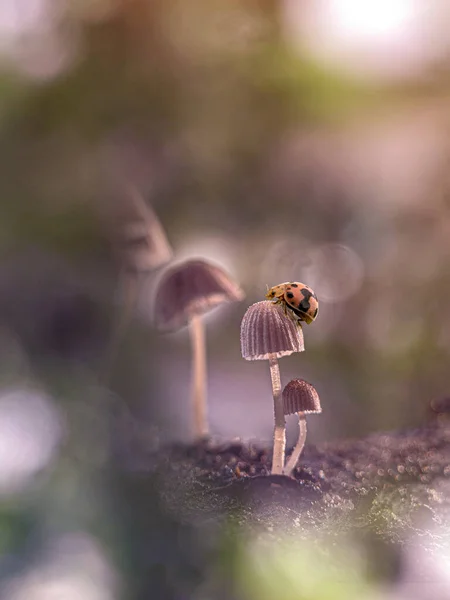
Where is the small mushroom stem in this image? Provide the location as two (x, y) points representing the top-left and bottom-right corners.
(189, 313), (208, 438)
(284, 412), (306, 477)
(268, 353), (285, 475)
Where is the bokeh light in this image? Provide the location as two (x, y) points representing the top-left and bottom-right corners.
(0, 0), (81, 80)
(284, 0), (449, 79)
(304, 243), (364, 303)
(0, 389), (64, 495)
(5, 532), (118, 600)
(322, 0), (419, 45)
(258, 237), (315, 294)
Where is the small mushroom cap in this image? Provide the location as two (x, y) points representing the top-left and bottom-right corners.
(154, 259), (244, 331)
(283, 379), (321, 415)
(240, 301), (304, 361)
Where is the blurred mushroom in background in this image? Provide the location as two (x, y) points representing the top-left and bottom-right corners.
(100, 187), (173, 381)
(154, 258), (244, 439)
(109, 187), (173, 274)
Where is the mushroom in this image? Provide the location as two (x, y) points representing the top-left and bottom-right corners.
(154, 258), (244, 439)
(282, 379), (321, 477)
(240, 301), (304, 475)
(101, 187), (173, 380)
(111, 186), (173, 273)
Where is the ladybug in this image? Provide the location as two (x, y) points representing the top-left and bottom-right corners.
(266, 282), (319, 325)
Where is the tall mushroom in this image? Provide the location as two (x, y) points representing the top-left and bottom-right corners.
(240, 301), (304, 475)
(101, 187), (173, 380)
(283, 379), (322, 477)
(154, 259), (244, 439)
(111, 186), (173, 273)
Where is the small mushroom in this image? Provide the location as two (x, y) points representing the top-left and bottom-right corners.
(240, 301), (304, 475)
(154, 258), (244, 439)
(282, 379), (321, 477)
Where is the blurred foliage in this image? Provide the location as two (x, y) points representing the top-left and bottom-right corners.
(233, 535), (373, 600)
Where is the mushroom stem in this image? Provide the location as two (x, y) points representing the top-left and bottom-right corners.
(189, 313), (208, 438)
(103, 270), (140, 383)
(268, 353), (285, 475)
(283, 412), (307, 477)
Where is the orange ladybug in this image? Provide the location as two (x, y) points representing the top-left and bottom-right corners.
(266, 282), (319, 325)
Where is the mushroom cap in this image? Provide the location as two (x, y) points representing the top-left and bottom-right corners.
(283, 379), (321, 415)
(430, 397), (450, 415)
(154, 258), (244, 331)
(240, 301), (304, 361)
(108, 189), (173, 272)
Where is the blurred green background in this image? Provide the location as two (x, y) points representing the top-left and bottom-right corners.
(0, 0), (450, 598)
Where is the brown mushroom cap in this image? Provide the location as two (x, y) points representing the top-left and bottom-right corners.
(283, 379), (321, 415)
(240, 301), (304, 361)
(153, 258), (244, 331)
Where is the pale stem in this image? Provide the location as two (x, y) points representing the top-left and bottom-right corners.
(269, 353), (285, 475)
(283, 412), (307, 477)
(189, 313), (208, 439)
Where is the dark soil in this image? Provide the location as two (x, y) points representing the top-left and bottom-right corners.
(159, 419), (450, 545)
(167, 418), (450, 491)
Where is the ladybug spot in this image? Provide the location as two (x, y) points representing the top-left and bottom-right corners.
(291, 283), (298, 288)
(286, 292), (294, 299)
(299, 298), (311, 312)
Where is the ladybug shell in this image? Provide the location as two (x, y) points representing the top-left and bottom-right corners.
(266, 281), (319, 324)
